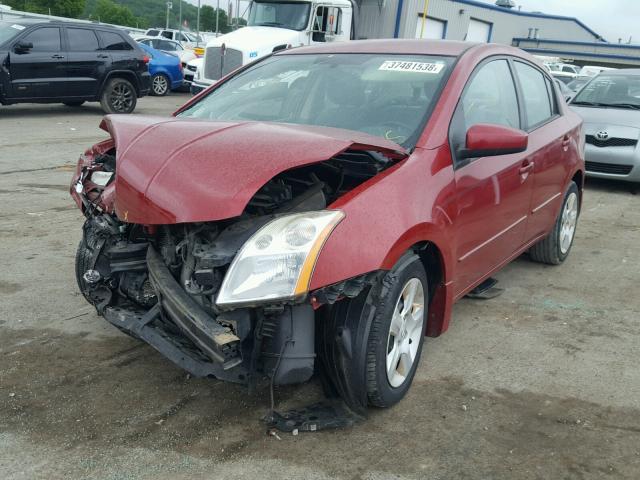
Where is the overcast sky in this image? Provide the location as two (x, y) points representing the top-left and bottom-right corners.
(477, 0), (638, 43)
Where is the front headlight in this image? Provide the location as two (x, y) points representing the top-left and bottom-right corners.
(216, 210), (345, 307)
(90, 171), (113, 186)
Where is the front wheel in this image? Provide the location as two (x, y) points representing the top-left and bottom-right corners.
(150, 73), (170, 96)
(366, 254), (429, 407)
(529, 181), (580, 265)
(100, 78), (137, 114)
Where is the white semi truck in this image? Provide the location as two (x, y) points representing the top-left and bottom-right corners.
(190, 0), (357, 94)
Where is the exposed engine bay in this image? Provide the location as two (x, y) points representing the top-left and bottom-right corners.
(73, 145), (399, 390)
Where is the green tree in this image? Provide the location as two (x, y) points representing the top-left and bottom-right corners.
(90, 0), (141, 28)
(5, 0), (85, 18)
(200, 6), (230, 33)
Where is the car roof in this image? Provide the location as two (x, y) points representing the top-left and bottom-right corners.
(1, 18), (123, 31)
(279, 39), (479, 57)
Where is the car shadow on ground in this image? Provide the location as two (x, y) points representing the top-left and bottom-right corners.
(584, 176), (639, 195)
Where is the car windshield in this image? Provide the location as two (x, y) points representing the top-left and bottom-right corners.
(0, 22), (27, 45)
(248, 1), (311, 31)
(571, 73), (640, 109)
(567, 77), (590, 91)
(178, 53), (454, 148)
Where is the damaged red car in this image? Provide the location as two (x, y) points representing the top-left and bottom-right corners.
(71, 40), (584, 424)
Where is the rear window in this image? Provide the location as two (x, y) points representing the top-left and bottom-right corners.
(98, 31), (132, 50)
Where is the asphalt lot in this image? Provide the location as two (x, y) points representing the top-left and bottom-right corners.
(1, 94), (639, 480)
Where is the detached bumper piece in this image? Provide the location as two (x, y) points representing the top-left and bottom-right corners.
(146, 246), (241, 368)
(103, 246), (245, 382)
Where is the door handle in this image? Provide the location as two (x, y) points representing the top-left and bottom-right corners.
(562, 135), (571, 151)
(519, 161), (534, 175)
(97, 54), (109, 59)
(51, 54), (65, 59)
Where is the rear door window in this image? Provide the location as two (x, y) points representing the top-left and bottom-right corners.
(21, 27), (61, 52)
(514, 61), (554, 128)
(67, 28), (100, 51)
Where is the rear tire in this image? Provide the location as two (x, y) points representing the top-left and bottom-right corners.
(100, 78), (137, 114)
(529, 181), (580, 265)
(63, 101), (85, 107)
(150, 73), (170, 96)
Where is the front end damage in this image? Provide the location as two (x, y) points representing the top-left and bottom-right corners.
(70, 117), (408, 428)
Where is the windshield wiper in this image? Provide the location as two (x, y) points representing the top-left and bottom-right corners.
(571, 100), (640, 109)
(253, 22), (286, 27)
(570, 101), (608, 107)
(605, 103), (640, 110)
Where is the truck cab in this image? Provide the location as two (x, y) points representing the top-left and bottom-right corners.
(191, 0), (354, 94)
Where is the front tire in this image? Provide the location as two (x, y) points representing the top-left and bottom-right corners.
(100, 78), (137, 114)
(366, 254), (429, 407)
(150, 73), (170, 96)
(529, 181), (580, 265)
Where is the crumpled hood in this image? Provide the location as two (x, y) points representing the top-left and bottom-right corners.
(207, 26), (301, 52)
(102, 115), (407, 224)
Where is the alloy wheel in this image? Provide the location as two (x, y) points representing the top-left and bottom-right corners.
(386, 278), (425, 388)
(109, 83), (134, 112)
(152, 75), (168, 95)
(560, 192), (578, 254)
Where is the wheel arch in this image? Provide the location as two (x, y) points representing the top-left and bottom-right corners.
(100, 70), (141, 96)
(380, 226), (455, 338)
(571, 169), (584, 209)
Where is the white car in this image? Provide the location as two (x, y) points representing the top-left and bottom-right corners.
(184, 58), (203, 91)
(580, 65), (616, 77)
(547, 62), (580, 76)
(136, 36), (197, 66)
(144, 28), (204, 49)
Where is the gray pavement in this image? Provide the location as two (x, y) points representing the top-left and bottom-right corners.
(1, 94), (639, 479)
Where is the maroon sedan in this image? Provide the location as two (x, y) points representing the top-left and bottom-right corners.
(71, 40), (584, 423)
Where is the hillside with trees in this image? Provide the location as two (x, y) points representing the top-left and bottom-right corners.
(5, 0), (244, 32)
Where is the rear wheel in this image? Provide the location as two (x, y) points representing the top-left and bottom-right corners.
(150, 73), (170, 96)
(63, 101), (85, 107)
(100, 78), (137, 114)
(529, 181), (580, 265)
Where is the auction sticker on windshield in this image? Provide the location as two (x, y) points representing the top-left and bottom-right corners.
(379, 61), (444, 73)
(11, 24), (26, 30)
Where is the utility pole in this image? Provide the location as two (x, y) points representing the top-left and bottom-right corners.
(196, 0), (201, 46)
(216, 0), (220, 34)
(166, 1), (172, 29)
(179, 0), (183, 36)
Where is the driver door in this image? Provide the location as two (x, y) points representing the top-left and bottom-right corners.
(9, 26), (65, 99)
(310, 6), (347, 43)
(450, 58), (535, 296)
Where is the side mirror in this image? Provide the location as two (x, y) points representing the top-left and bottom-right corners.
(13, 41), (33, 53)
(458, 123), (528, 159)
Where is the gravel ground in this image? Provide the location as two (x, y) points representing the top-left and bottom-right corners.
(1, 94), (639, 480)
